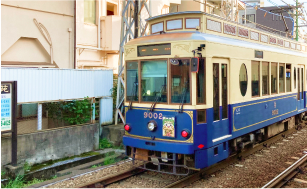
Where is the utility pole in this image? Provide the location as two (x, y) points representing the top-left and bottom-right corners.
(115, 0), (151, 125)
(296, 0), (298, 41)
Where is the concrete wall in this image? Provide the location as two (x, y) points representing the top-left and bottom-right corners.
(1, 123), (99, 166)
(1, 1), (75, 68)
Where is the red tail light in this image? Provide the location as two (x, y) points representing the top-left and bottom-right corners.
(124, 124), (131, 132)
(181, 130), (190, 138)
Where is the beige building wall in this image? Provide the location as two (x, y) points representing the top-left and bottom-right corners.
(1, 1), (75, 68)
(76, 0), (122, 74)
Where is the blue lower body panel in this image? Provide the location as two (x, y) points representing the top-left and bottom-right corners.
(123, 136), (194, 154)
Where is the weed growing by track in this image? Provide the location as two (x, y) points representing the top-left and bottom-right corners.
(2, 175), (45, 188)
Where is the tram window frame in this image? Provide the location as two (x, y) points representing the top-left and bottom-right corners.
(169, 58), (192, 105)
(286, 64), (291, 92)
(185, 17), (201, 29)
(213, 63), (220, 121)
(222, 64), (228, 119)
(151, 22), (164, 34)
(279, 63), (285, 93)
(166, 18), (183, 31)
(125, 61), (139, 102)
(294, 67), (296, 89)
(271, 62), (278, 94)
(239, 63), (248, 97)
(197, 109), (206, 124)
(140, 59), (169, 104)
(197, 58), (206, 104)
(252, 61), (260, 97)
(262, 62), (269, 96)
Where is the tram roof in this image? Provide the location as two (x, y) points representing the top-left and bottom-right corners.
(126, 31), (307, 58)
(146, 11), (203, 22)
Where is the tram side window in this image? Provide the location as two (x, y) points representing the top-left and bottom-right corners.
(213, 63), (219, 121)
(171, 59), (190, 103)
(271, 63), (278, 94)
(286, 64), (291, 92)
(294, 67), (296, 89)
(262, 62), (269, 95)
(239, 63), (248, 97)
(197, 58), (205, 104)
(141, 60), (167, 102)
(126, 62), (139, 101)
(252, 61), (260, 97)
(279, 63), (285, 93)
(222, 64), (228, 119)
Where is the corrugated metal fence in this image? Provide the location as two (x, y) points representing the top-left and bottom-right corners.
(1, 68), (113, 125)
(1, 68), (113, 103)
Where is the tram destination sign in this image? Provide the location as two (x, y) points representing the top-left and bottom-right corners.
(137, 43), (171, 57)
(1, 83), (12, 131)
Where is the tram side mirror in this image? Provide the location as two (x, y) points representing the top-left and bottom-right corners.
(191, 58), (199, 73)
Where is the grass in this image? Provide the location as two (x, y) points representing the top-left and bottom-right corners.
(2, 170), (6, 176)
(99, 138), (113, 149)
(2, 175), (45, 188)
(23, 162), (31, 172)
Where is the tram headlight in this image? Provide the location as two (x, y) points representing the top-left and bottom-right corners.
(147, 121), (157, 131)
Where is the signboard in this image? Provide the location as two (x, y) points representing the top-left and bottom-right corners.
(162, 116), (175, 138)
(1, 81), (17, 166)
(1, 83), (12, 131)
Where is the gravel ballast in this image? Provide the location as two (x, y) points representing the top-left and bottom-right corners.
(189, 128), (307, 188)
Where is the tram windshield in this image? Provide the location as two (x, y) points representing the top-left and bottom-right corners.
(126, 59), (191, 104)
(170, 59), (190, 103)
(141, 60), (167, 102)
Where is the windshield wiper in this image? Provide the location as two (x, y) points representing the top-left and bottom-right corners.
(150, 76), (167, 112)
(150, 84), (166, 112)
(178, 81), (188, 113)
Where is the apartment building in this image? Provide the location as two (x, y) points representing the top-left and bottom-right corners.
(1, 1), (75, 68)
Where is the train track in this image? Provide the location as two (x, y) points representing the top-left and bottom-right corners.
(76, 167), (145, 188)
(262, 153), (307, 188)
(74, 126), (302, 188)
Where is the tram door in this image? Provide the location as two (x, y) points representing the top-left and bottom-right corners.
(297, 65), (305, 110)
(212, 60), (230, 139)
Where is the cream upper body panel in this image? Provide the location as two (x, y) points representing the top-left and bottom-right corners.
(124, 11), (307, 109)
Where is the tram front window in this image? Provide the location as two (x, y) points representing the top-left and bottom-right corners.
(171, 59), (190, 103)
(141, 60), (167, 102)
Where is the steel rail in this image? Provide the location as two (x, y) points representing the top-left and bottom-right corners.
(76, 167), (145, 188)
(262, 153), (307, 188)
(165, 127), (301, 188)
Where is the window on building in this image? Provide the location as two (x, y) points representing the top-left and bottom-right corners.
(242, 15), (254, 24)
(286, 64), (291, 92)
(84, 0), (96, 24)
(246, 14), (255, 23)
(279, 63), (285, 93)
(197, 58), (205, 104)
(239, 63), (248, 96)
(107, 2), (118, 16)
(171, 59), (190, 103)
(126, 62), (138, 101)
(141, 60), (167, 102)
(252, 61), (260, 97)
(271, 63), (278, 94)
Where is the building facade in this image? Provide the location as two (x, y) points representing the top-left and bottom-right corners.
(1, 1), (75, 68)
